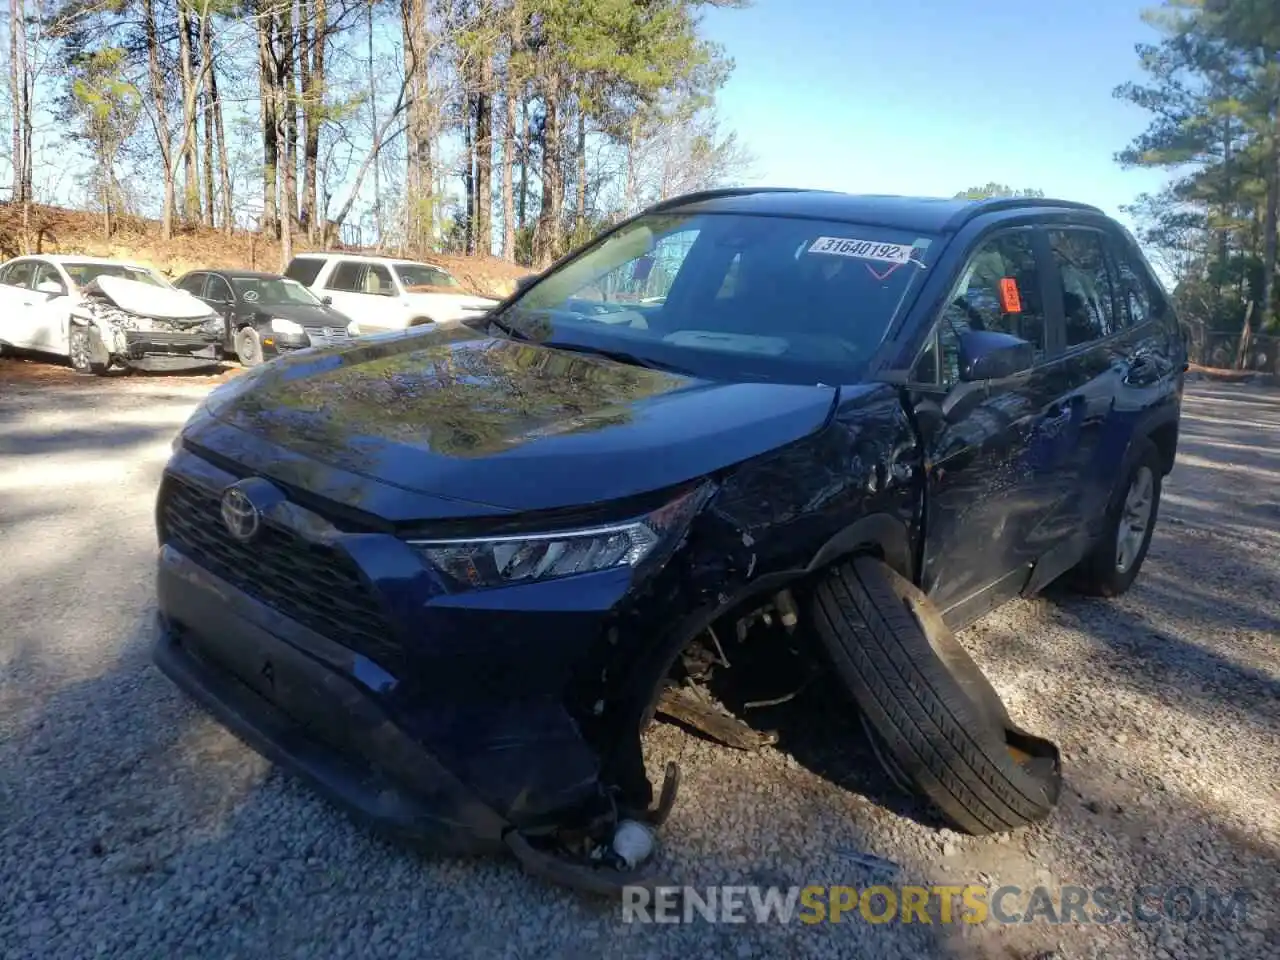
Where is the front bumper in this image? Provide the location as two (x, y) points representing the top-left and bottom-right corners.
(152, 449), (645, 844)
(153, 552), (507, 854)
(123, 330), (222, 370)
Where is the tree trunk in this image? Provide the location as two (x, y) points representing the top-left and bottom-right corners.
(212, 62), (233, 233)
(575, 107), (586, 230)
(300, 0), (324, 240)
(402, 0), (432, 249)
(368, 0), (381, 244)
(517, 95), (529, 231)
(8, 0), (25, 204)
(463, 96), (475, 254)
(177, 0), (200, 222)
(501, 72), (516, 260)
(257, 3), (279, 236)
(144, 0), (176, 238)
(279, 0), (299, 234)
(474, 55), (493, 256)
(199, 6), (215, 226)
(534, 83), (563, 267)
(1261, 114), (1280, 330)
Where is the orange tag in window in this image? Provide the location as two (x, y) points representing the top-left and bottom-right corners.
(999, 277), (1022, 313)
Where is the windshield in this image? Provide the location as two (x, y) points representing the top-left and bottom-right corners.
(231, 276), (322, 306)
(64, 263), (167, 288)
(394, 263), (459, 289)
(498, 212), (939, 384)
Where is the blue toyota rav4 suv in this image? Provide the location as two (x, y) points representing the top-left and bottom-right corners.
(153, 189), (1184, 892)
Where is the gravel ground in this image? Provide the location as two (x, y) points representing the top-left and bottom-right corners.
(0, 358), (1276, 960)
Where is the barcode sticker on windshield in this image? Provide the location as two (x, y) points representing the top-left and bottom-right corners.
(808, 237), (917, 264)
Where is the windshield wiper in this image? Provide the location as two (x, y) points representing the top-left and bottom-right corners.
(543, 340), (693, 376)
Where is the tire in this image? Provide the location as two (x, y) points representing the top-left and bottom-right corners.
(1069, 438), (1162, 597)
(68, 325), (109, 376)
(809, 556), (1062, 835)
(235, 327), (264, 367)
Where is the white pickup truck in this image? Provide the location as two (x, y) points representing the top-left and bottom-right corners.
(284, 253), (498, 336)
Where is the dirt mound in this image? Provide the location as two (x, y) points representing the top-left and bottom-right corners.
(0, 203), (529, 298)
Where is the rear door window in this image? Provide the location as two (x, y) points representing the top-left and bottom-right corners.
(1, 260), (36, 288)
(286, 257), (325, 286)
(1104, 234), (1161, 329)
(1047, 229), (1120, 347)
(326, 261), (366, 292)
(362, 264), (395, 296)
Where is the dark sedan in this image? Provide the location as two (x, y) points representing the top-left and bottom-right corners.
(175, 269), (358, 366)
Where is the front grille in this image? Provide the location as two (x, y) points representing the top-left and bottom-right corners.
(160, 476), (403, 672)
(302, 324), (351, 347)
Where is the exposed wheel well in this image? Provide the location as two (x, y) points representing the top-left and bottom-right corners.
(1147, 421), (1178, 475)
(408, 316), (433, 327)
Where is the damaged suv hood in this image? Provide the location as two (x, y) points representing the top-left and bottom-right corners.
(202, 325), (839, 511)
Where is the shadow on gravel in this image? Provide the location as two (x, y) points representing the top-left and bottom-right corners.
(0, 422), (182, 458)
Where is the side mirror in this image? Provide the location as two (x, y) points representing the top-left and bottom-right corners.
(513, 274), (538, 295)
(321, 295), (333, 306)
(957, 330), (1034, 382)
(36, 280), (65, 296)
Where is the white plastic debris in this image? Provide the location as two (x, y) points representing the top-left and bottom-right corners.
(611, 819), (656, 870)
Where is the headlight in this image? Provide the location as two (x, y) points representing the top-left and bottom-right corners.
(346, 320), (361, 337)
(409, 483), (711, 589)
(270, 317), (305, 335)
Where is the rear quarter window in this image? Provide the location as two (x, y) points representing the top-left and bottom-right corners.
(285, 257), (325, 286)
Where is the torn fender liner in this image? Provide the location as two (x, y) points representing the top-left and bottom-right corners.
(809, 556), (1062, 835)
(74, 276), (223, 356)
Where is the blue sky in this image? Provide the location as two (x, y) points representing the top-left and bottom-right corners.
(702, 0), (1171, 232)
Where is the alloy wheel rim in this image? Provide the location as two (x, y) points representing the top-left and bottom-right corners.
(1115, 466), (1154, 573)
(71, 332), (89, 370)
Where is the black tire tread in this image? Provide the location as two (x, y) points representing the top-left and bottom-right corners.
(811, 557), (1058, 835)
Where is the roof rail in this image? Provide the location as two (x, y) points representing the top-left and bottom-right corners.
(942, 196), (1106, 231)
(641, 186), (824, 215)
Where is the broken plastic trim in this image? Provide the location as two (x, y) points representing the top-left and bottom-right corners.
(505, 762), (683, 898)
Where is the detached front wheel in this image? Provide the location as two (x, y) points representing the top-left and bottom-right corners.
(809, 556), (1062, 836)
(68, 326), (109, 376)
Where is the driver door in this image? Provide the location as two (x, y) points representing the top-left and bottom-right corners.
(911, 226), (1075, 628)
(28, 261), (72, 354)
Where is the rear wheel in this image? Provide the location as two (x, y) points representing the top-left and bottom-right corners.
(234, 327), (264, 367)
(1069, 438), (1161, 597)
(809, 556), (1062, 835)
(69, 326), (109, 376)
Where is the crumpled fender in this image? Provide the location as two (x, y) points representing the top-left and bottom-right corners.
(69, 302), (128, 356)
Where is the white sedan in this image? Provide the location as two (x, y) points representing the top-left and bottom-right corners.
(0, 255), (223, 374)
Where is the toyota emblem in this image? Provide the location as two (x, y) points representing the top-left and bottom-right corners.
(322, 326), (333, 339)
(220, 487), (261, 541)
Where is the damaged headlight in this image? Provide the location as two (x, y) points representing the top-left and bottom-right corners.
(410, 483), (711, 589)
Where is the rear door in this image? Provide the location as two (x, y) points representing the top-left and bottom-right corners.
(912, 226), (1079, 626)
(0, 259), (39, 349)
(319, 260), (372, 326)
(1038, 224), (1161, 544)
